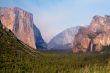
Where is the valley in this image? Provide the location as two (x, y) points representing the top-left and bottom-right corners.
(0, 4), (110, 73)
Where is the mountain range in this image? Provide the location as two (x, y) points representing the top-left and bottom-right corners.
(48, 15), (110, 53)
(0, 7), (110, 53)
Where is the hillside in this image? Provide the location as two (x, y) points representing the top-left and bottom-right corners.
(1, 19), (110, 73)
(0, 21), (41, 73)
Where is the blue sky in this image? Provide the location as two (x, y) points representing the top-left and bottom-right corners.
(0, 0), (110, 42)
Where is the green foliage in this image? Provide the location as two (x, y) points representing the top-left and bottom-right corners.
(0, 21), (2, 30)
(35, 50), (110, 73)
(0, 21), (110, 73)
(0, 23), (40, 73)
(101, 45), (110, 53)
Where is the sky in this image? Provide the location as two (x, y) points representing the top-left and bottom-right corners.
(0, 0), (110, 43)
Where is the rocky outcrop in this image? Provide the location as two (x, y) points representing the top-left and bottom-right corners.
(33, 24), (47, 49)
(0, 7), (36, 49)
(73, 15), (110, 53)
(48, 26), (80, 50)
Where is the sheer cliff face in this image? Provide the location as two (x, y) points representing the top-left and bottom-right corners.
(89, 15), (110, 32)
(0, 7), (36, 49)
(73, 15), (110, 53)
(33, 24), (47, 49)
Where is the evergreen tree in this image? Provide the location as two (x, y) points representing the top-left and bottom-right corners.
(0, 20), (2, 30)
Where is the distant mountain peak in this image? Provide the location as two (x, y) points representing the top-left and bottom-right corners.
(48, 26), (81, 50)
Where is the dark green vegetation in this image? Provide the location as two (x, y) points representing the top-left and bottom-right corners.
(0, 21), (110, 73)
(0, 21), (41, 73)
(39, 48), (110, 73)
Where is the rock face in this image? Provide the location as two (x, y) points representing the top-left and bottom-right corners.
(33, 24), (47, 49)
(48, 26), (80, 50)
(0, 7), (36, 49)
(73, 15), (110, 53)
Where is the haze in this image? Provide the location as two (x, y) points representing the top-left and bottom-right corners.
(0, 0), (110, 42)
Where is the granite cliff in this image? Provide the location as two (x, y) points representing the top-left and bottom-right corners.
(0, 7), (36, 49)
(33, 24), (47, 49)
(48, 26), (80, 50)
(0, 7), (47, 49)
(73, 15), (110, 53)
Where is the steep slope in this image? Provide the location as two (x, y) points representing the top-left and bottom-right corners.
(33, 24), (47, 49)
(0, 7), (36, 49)
(0, 20), (41, 73)
(1, 20), (110, 72)
(73, 15), (110, 53)
(48, 26), (80, 49)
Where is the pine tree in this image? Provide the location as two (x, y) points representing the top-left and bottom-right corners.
(0, 20), (2, 30)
